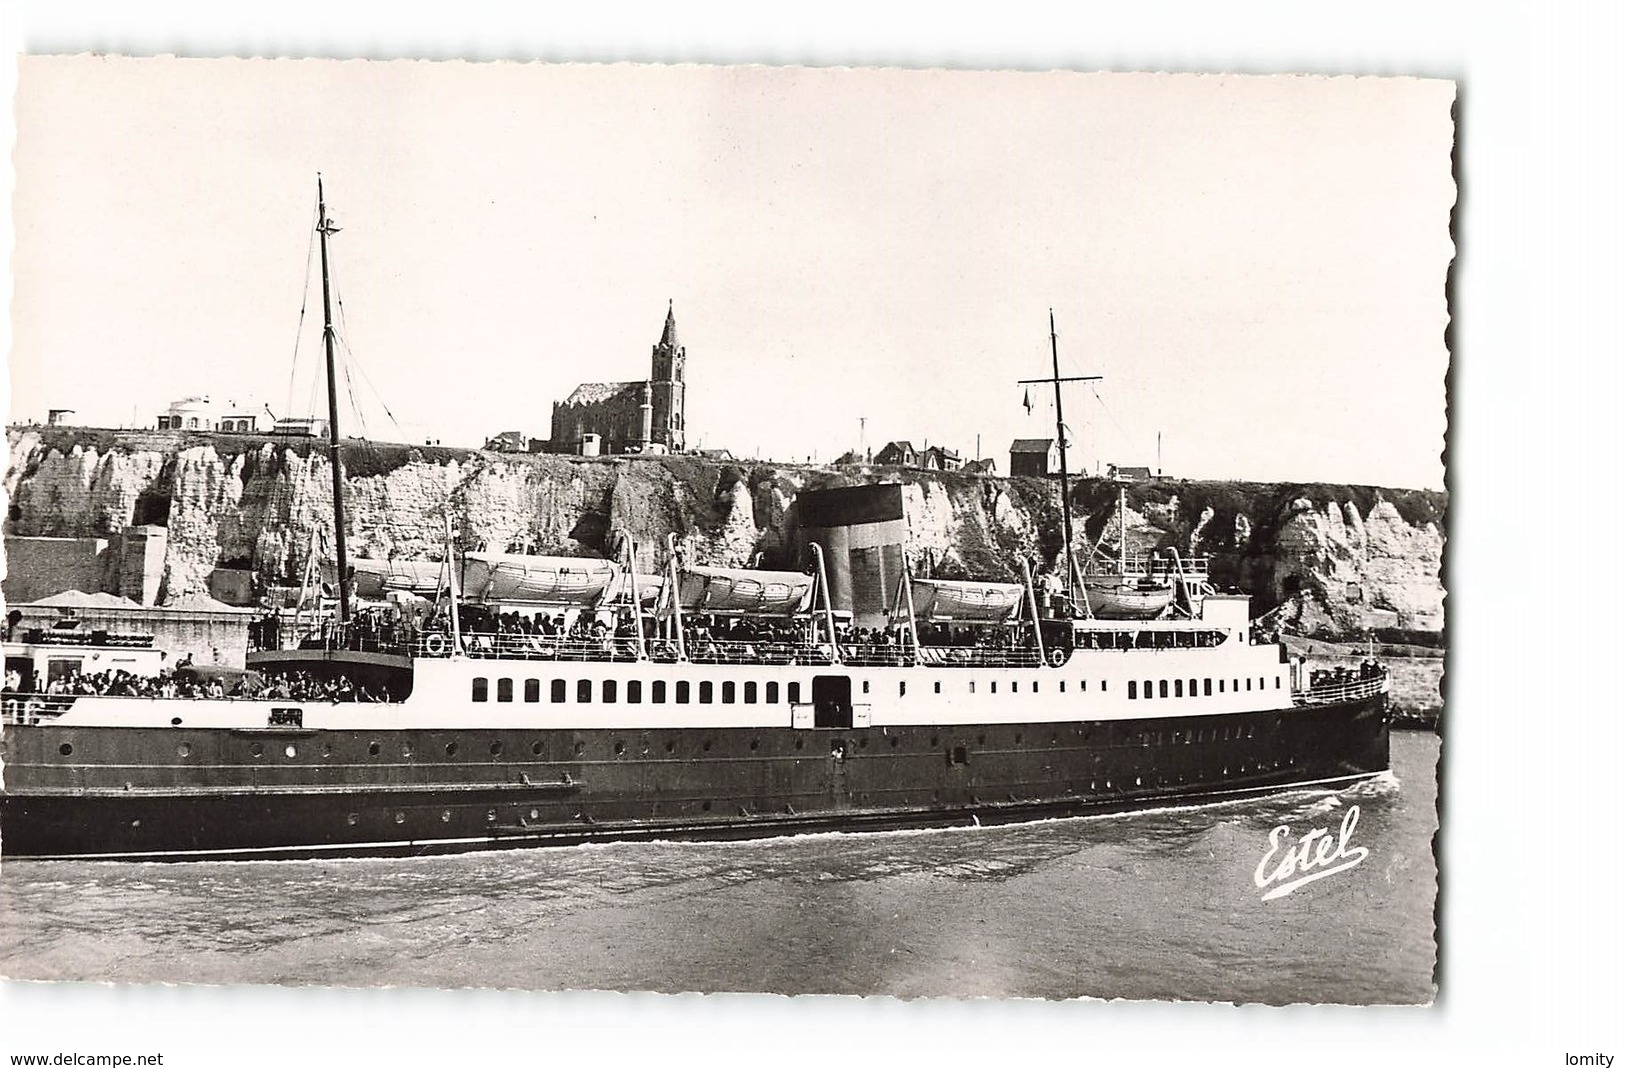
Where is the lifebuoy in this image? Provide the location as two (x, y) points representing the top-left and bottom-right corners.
(424, 633), (449, 656)
(1048, 647), (1067, 667)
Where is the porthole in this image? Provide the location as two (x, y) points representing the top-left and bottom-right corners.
(486, 810), (497, 822)
(170, 717), (183, 726)
(394, 812), (406, 824)
(446, 741), (459, 756)
(977, 734), (986, 745)
(441, 811), (452, 823)
(702, 801), (713, 812)
(890, 736), (899, 748)
(400, 743), (414, 758)
(614, 741), (625, 755)
(749, 739), (760, 751)
(574, 741), (586, 755)
(532, 741), (544, 756)
(368, 742), (381, 756)
(249, 741), (264, 758)
(665, 741), (677, 753)
(322, 742), (333, 758)
(702, 740), (712, 752)
(284, 744), (298, 758)
(859, 737), (868, 749)
(489, 741), (503, 757)
(176, 742), (191, 758)
(930, 735), (940, 747)
(347, 813), (359, 826)
(1014, 732), (1024, 744)
(795, 738), (804, 750)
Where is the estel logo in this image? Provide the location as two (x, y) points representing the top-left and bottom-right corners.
(1254, 805), (1370, 901)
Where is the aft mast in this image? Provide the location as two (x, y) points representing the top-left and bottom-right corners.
(316, 175), (351, 627)
(1018, 310), (1101, 607)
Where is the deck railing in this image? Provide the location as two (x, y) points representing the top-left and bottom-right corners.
(1115, 554), (1211, 579)
(405, 633), (1045, 669)
(419, 634), (643, 662)
(913, 646), (1043, 668)
(1293, 672), (1389, 706)
(1, 694), (79, 725)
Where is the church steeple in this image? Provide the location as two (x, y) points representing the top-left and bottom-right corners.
(659, 299), (679, 350)
(649, 299), (686, 451)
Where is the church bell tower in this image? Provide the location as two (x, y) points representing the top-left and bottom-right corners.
(649, 300), (686, 451)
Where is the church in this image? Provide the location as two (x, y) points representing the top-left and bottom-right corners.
(548, 302), (688, 455)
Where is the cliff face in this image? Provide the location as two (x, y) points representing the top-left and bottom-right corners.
(3, 427), (1445, 638)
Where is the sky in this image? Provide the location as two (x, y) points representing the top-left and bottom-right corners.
(9, 57), (1453, 489)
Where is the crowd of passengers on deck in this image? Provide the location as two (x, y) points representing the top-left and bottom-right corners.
(1309, 661), (1387, 691)
(2, 665), (398, 703)
(257, 594), (1235, 669)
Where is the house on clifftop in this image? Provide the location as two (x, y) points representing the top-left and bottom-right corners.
(548, 301), (688, 456)
(1009, 438), (1059, 478)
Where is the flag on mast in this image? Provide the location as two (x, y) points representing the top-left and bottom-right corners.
(1022, 387), (1033, 415)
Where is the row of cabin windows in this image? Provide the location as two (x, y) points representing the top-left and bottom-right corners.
(1127, 675), (1280, 700)
(473, 674), (1281, 704)
(472, 678), (803, 706)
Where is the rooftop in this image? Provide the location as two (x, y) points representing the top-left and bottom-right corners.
(561, 381), (641, 406)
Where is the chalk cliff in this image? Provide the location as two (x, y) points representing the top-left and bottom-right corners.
(3, 427), (1445, 638)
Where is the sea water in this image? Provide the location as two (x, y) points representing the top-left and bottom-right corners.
(0, 732), (1438, 1003)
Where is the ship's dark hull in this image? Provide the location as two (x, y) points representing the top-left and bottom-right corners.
(0, 696), (1387, 860)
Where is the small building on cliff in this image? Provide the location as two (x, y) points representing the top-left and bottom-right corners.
(1107, 464), (1153, 483)
(156, 396), (271, 433)
(874, 442), (964, 472)
(1009, 438), (1060, 478)
(549, 302), (688, 455)
(874, 441), (918, 467)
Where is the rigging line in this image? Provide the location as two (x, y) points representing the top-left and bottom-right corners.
(304, 356), (323, 424)
(1089, 385), (1138, 454)
(285, 193), (321, 421)
(329, 283), (368, 434)
(331, 276), (403, 435)
(339, 343), (368, 441)
(340, 335), (404, 433)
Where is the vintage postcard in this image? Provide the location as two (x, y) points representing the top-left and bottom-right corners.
(1, 56), (1451, 1006)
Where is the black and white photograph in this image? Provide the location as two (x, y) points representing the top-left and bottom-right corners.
(0, 5), (1614, 1065)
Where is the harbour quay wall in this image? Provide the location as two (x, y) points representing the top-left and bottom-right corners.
(3, 426), (1445, 643)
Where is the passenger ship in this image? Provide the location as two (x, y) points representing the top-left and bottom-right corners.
(0, 550), (1390, 860)
(0, 184), (1390, 860)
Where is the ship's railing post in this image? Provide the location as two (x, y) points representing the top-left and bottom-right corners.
(616, 529), (649, 662)
(808, 541), (842, 666)
(897, 569), (921, 666)
(666, 534), (688, 662)
(1018, 556), (1048, 666)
